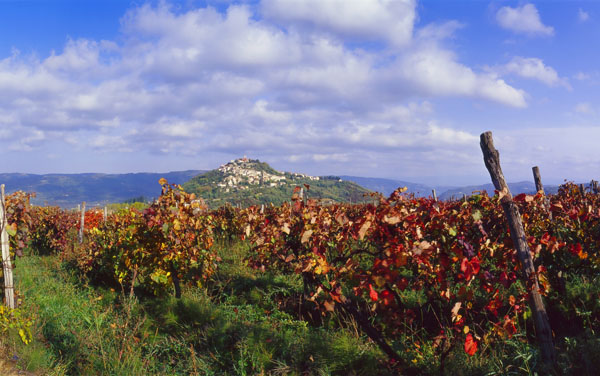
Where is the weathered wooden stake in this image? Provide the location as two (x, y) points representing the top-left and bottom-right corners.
(103, 206), (108, 222)
(432, 189), (437, 202)
(462, 193), (467, 202)
(532, 166), (544, 193)
(78, 202), (86, 244)
(579, 183), (585, 195)
(0, 185), (14, 309)
(532, 166), (552, 219)
(480, 132), (555, 367)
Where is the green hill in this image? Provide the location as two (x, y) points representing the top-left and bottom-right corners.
(183, 158), (372, 207)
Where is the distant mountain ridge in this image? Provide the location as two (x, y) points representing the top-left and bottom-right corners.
(438, 181), (559, 201)
(0, 163), (573, 208)
(0, 170), (205, 208)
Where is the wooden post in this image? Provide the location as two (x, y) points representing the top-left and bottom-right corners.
(579, 183), (585, 195)
(462, 193), (467, 202)
(0, 185), (14, 309)
(532, 166), (544, 193)
(532, 166), (551, 218)
(78, 202), (86, 244)
(594, 180), (599, 194)
(103, 206), (108, 222)
(432, 189), (437, 202)
(480, 132), (555, 367)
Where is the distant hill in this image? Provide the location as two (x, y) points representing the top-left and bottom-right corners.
(0, 170), (205, 208)
(438, 181), (560, 201)
(0, 164), (574, 209)
(183, 159), (372, 207)
(340, 176), (435, 197)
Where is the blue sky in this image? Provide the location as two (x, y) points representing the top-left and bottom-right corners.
(0, 0), (598, 186)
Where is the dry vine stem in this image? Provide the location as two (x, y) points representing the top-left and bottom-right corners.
(480, 131), (556, 368)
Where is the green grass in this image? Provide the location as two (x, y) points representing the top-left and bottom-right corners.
(7, 240), (600, 375)
(9, 242), (388, 375)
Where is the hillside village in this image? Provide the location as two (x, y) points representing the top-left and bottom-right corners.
(215, 157), (321, 192)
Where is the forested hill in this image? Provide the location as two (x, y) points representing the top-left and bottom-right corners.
(183, 158), (372, 208)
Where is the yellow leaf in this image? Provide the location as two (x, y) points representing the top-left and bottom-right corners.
(383, 215), (401, 225)
(301, 230), (313, 244)
(159, 178), (167, 185)
(282, 223), (290, 234)
(173, 219), (181, 231)
(358, 221), (371, 240)
(451, 302), (462, 322)
(374, 275), (386, 288)
(323, 300), (335, 312)
(463, 325), (470, 334)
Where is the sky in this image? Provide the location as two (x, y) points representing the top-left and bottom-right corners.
(0, 0), (599, 186)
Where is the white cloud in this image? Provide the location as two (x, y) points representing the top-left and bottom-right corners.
(0, 1), (531, 181)
(502, 57), (569, 88)
(573, 71), (590, 81)
(578, 8), (590, 22)
(261, 0), (417, 47)
(496, 4), (554, 36)
(574, 102), (594, 114)
(397, 46), (527, 107)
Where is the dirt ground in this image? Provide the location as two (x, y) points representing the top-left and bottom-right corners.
(0, 358), (35, 375)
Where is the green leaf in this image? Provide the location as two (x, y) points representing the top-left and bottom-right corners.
(6, 226), (16, 237)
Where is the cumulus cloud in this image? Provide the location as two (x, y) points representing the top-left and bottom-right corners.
(501, 57), (569, 88)
(578, 8), (590, 22)
(261, 0), (416, 48)
(0, 1), (529, 180)
(398, 46), (527, 107)
(496, 4), (554, 36)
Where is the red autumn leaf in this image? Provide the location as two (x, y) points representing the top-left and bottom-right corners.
(514, 193), (527, 202)
(569, 243), (582, 256)
(470, 257), (480, 275)
(503, 316), (517, 338)
(464, 333), (478, 356)
(369, 284), (378, 302)
(460, 257), (480, 280)
(380, 290), (393, 306)
(460, 257), (469, 273)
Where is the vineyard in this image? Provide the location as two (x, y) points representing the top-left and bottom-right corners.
(0, 138), (598, 374)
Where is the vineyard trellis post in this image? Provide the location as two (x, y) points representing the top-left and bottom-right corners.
(480, 132), (556, 368)
(532, 166), (551, 219)
(79, 202), (86, 244)
(0, 185), (14, 309)
(532, 166), (544, 193)
(432, 189), (437, 201)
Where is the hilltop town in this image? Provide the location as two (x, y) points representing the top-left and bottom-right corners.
(214, 157), (320, 193)
(182, 158), (367, 208)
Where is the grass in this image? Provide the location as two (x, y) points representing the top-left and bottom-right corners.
(4, 239), (600, 375)
(7, 241), (388, 375)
